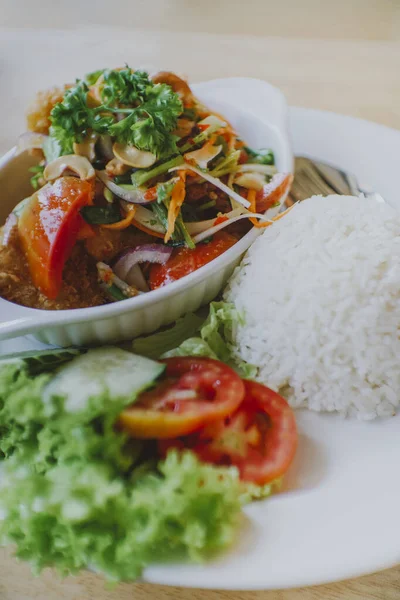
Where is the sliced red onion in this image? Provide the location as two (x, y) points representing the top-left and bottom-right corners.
(123, 263), (149, 292)
(169, 164), (251, 209)
(113, 244), (173, 284)
(16, 132), (48, 155)
(97, 170), (154, 205)
(97, 262), (140, 300)
(193, 212), (272, 243)
(186, 208), (242, 236)
(2, 212), (17, 246)
(123, 203), (165, 235)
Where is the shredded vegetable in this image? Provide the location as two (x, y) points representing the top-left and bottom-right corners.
(169, 164), (251, 209)
(165, 176), (186, 243)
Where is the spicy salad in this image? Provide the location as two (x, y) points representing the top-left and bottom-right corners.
(0, 67), (292, 310)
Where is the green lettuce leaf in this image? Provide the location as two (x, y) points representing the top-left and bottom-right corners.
(0, 351), (244, 582)
(131, 312), (205, 359)
(0, 450), (242, 581)
(164, 302), (257, 379)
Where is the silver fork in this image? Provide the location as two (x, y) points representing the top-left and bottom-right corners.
(285, 156), (385, 207)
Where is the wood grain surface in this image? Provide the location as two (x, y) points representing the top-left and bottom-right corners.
(1, 2), (400, 598)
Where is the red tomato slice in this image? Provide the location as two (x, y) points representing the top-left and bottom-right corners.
(255, 173), (293, 213)
(18, 176), (94, 299)
(118, 357), (245, 439)
(148, 232), (237, 290)
(159, 380), (297, 485)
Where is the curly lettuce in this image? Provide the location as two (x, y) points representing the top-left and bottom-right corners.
(158, 302), (257, 379)
(0, 354), (243, 582)
(1, 450), (241, 581)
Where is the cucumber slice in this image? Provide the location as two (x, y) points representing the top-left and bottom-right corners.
(0, 347), (83, 374)
(43, 347), (165, 413)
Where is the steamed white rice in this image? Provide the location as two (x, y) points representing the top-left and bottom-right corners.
(224, 195), (400, 419)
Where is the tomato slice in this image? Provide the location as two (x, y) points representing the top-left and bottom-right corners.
(118, 357), (245, 439)
(159, 380), (297, 485)
(18, 176), (94, 299)
(255, 173), (293, 213)
(148, 232), (237, 290)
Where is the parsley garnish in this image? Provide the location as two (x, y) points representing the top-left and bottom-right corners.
(50, 81), (114, 154)
(49, 68), (183, 159)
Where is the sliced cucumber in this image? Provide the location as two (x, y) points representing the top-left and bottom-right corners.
(0, 347), (83, 374)
(43, 347), (165, 413)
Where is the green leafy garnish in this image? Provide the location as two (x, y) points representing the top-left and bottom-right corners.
(84, 69), (105, 86)
(0, 354), (243, 581)
(49, 68), (183, 159)
(80, 204), (121, 225)
(164, 301), (257, 378)
(50, 81), (114, 155)
(28, 164), (45, 190)
(101, 68), (151, 107)
(132, 312), (205, 359)
(245, 147), (275, 165)
(109, 83), (182, 158)
(0, 449), (241, 581)
(131, 301), (257, 379)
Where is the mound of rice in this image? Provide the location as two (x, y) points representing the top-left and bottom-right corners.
(224, 195), (400, 419)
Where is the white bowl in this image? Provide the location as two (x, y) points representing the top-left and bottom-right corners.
(0, 77), (293, 347)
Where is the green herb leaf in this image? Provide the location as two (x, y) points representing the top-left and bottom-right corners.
(102, 70), (183, 157)
(164, 301), (257, 378)
(84, 69), (105, 86)
(80, 205), (121, 225)
(50, 81), (114, 154)
(101, 68), (150, 106)
(245, 147), (275, 165)
(132, 312), (205, 359)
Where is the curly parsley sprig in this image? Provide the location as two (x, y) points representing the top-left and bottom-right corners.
(49, 68), (183, 159)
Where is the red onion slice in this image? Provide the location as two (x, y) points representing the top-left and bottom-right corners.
(97, 170), (155, 205)
(113, 244), (173, 286)
(124, 263), (149, 292)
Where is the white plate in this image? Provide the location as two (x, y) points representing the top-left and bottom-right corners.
(1, 108), (400, 590)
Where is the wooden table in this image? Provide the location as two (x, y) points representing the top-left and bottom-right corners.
(1, 2), (400, 597)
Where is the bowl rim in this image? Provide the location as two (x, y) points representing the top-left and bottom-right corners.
(0, 76), (293, 332)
